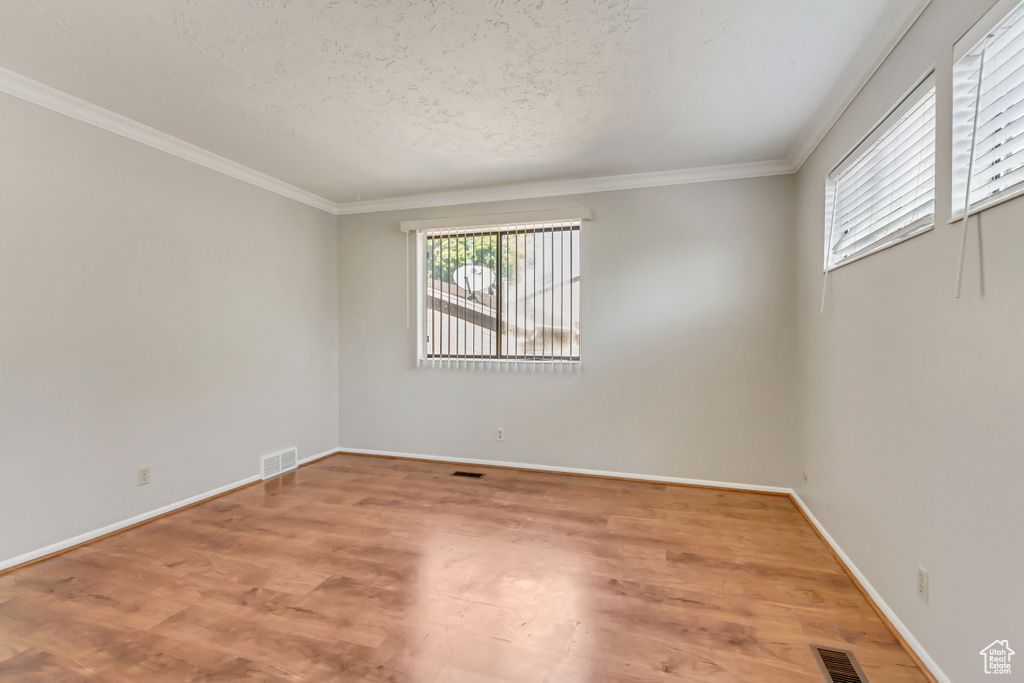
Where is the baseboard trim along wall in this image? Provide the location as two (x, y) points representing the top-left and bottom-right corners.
(0, 445), (947, 683)
(0, 448), (341, 576)
(338, 446), (947, 683)
(335, 446), (793, 495)
(790, 493), (949, 683)
(0, 475), (258, 575)
(298, 449), (341, 467)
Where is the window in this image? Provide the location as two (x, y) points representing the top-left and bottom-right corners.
(824, 77), (936, 270)
(953, 0), (1024, 217)
(402, 208), (590, 369)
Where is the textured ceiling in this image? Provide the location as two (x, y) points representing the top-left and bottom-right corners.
(0, 0), (896, 205)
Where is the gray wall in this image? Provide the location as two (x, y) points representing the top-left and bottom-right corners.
(794, 1), (1024, 681)
(5, 4), (1019, 677)
(337, 178), (799, 487)
(0, 91), (339, 564)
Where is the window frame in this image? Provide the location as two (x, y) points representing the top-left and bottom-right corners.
(404, 208), (591, 370)
(823, 72), (937, 272)
(950, 0), (1024, 221)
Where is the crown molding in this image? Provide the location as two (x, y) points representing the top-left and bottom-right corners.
(786, 0), (933, 172)
(0, 67), (338, 215)
(5, 0), (926, 223)
(334, 159), (796, 215)
(0, 65), (795, 217)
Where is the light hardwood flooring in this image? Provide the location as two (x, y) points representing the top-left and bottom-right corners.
(0, 454), (929, 682)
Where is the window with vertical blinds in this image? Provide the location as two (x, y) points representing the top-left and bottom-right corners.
(824, 77), (936, 271)
(953, 0), (1024, 216)
(402, 209), (589, 371)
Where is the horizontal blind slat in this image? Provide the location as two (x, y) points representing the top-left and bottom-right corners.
(973, 104), (1024, 161)
(833, 105), (934, 199)
(835, 197), (934, 254)
(834, 134), (934, 228)
(835, 179), (935, 247)
(834, 122), (935, 204)
(836, 103), (934, 183)
(956, 2), (1024, 212)
(828, 87), (935, 269)
(970, 24), (1024, 94)
(973, 74), (1024, 128)
(972, 159), (1024, 200)
(835, 150), (936, 228)
(974, 137), (1024, 182)
(834, 197), (934, 255)
(833, 211), (934, 264)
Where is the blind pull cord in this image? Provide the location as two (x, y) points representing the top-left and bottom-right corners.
(820, 186), (839, 314)
(956, 45), (989, 299)
(819, 270), (830, 315)
(405, 230), (411, 329)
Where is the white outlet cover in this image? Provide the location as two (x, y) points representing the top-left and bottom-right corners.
(917, 565), (929, 603)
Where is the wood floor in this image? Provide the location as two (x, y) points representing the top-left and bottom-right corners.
(0, 454), (929, 682)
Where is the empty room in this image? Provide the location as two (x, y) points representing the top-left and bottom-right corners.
(0, 0), (1020, 681)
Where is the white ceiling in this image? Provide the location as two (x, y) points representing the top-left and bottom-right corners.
(0, 0), (920, 210)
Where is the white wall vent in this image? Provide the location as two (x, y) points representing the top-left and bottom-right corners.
(260, 447), (298, 480)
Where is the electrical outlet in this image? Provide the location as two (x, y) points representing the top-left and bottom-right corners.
(803, 469), (808, 481)
(496, 427), (504, 442)
(917, 565), (929, 603)
(137, 466), (150, 486)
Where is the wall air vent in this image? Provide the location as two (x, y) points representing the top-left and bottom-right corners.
(810, 645), (869, 683)
(451, 471), (484, 478)
(260, 447), (298, 480)
(280, 448), (297, 471)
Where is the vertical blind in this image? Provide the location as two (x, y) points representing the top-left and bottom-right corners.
(413, 219), (583, 371)
(825, 84), (936, 270)
(953, 0), (1024, 213)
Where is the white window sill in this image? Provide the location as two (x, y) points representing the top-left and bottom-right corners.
(418, 358), (581, 372)
(825, 222), (934, 273)
(949, 183), (1024, 224)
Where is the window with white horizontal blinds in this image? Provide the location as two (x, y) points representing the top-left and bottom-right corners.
(825, 81), (936, 271)
(953, 0), (1024, 216)
(402, 208), (590, 371)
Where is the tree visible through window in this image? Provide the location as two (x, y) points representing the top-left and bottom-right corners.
(425, 223), (580, 361)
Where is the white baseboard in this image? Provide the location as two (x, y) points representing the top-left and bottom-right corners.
(333, 447), (946, 682)
(0, 474), (259, 572)
(334, 446), (792, 494)
(0, 446), (342, 572)
(299, 447), (342, 466)
(0, 444), (948, 683)
(790, 493), (950, 683)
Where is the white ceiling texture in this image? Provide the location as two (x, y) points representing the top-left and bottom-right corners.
(0, 0), (928, 212)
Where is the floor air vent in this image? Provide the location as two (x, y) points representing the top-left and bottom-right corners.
(261, 448), (298, 480)
(452, 471), (484, 478)
(810, 645), (869, 683)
